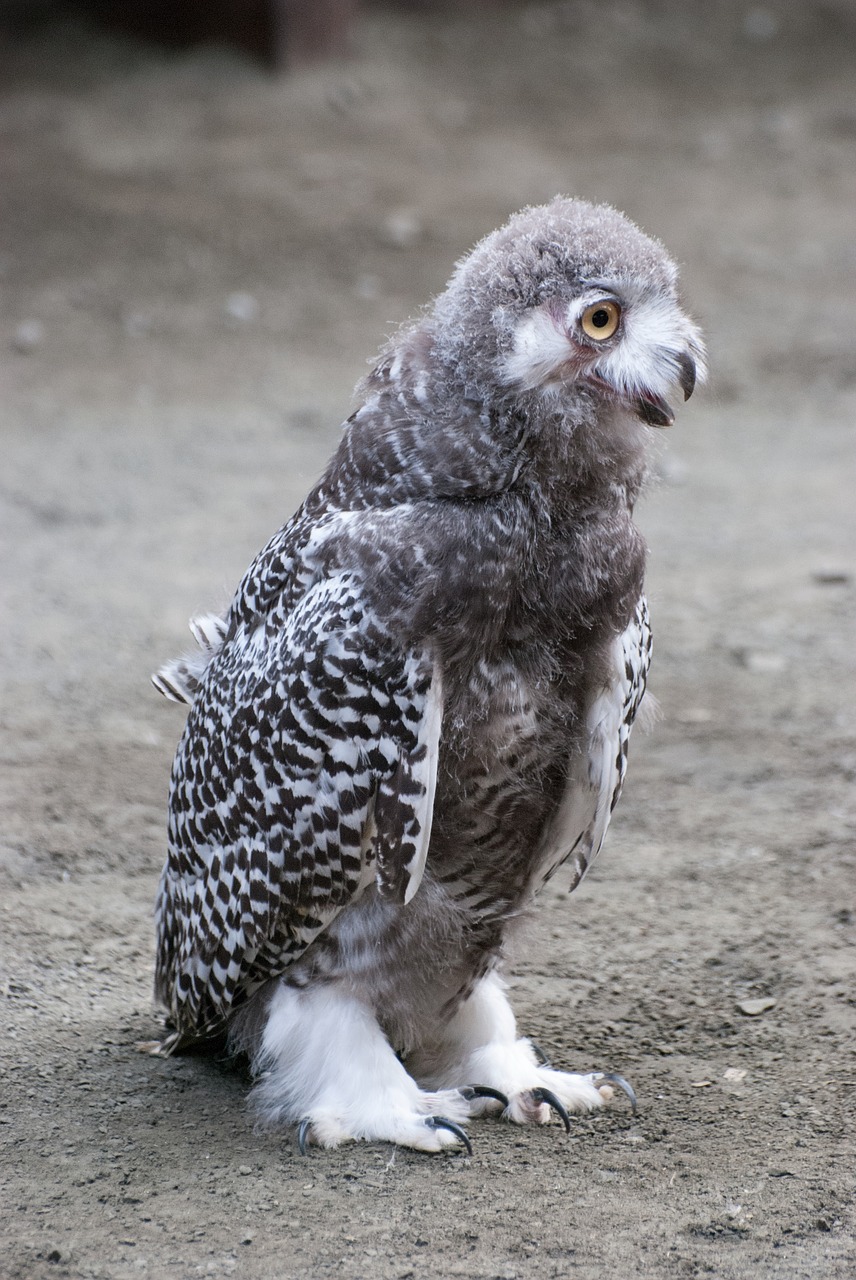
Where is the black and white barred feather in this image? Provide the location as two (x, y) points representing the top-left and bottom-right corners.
(153, 197), (704, 1056)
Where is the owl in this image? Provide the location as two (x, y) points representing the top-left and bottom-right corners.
(152, 197), (705, 1153)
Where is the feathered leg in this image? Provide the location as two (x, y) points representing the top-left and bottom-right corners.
(408, 971), (632, 1125)
(248, 980), (471, 1152)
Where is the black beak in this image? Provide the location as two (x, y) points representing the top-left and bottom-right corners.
(677, 352), (697, 401)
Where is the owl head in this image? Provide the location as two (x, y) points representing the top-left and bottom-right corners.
(431, 196), (706, 428)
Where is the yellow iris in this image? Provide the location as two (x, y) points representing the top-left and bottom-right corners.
(580, 300), (621, 340)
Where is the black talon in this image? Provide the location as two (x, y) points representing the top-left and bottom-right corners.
(427, 1115), (473, 1156)
(595, 1071), (638, 1115)
(297, 1117), (312, 1156)
(531, 1087), (571, 1133)
(530, 1040), (552, 1068)
(460, 1085), (509, 1109)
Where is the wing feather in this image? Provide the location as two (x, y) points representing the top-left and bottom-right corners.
(155, 570), (441, 1044)
(151, 611), (229, 705)
(534, 597), (652, 894)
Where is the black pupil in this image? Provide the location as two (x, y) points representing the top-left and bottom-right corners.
(591, 308), (611, 328)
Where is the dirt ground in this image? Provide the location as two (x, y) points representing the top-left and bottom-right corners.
(1, 2), (855, 1277)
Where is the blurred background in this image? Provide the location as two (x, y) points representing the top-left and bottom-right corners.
(2, 0), (853, 697)
(1, 3), (855, 1276)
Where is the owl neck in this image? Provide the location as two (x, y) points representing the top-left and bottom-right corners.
(318, 324), (652, 515)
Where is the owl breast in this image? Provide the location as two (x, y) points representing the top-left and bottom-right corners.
(420, 490), (645, 919)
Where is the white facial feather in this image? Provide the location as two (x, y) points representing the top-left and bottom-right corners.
(590, 288), (707, 401)
(501, 308), (574, 391)
(500, 283), (706, 408)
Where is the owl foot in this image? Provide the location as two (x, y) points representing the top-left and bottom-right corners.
(292, 1098), (472, 1154)
(502, 1066), (636, 1126)
(251, 981), (473, 1153)
(407, 973), (637, 1130)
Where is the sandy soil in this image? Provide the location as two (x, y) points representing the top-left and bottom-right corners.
(1, 3), (855, 1277)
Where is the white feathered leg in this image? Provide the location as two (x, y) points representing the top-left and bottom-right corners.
(408, 971), (624, 1125)
(250, 980), (471, 1151)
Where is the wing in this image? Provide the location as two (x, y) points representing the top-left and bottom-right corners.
(534, 596), (652, 894)
(154, 569), (442, 1046)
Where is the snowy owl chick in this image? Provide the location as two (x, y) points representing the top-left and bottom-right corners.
(152, 197), (705, 1153)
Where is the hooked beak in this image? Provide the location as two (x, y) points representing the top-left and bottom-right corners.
(634, 352), (697, 428)
(677, 351), (697, 401)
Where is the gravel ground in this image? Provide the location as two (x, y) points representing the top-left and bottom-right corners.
(1, 3), (855, 1277)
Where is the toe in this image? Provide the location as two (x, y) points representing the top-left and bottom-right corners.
(297, 1117), (312, 1155)
(531, 1087), (571, 1132)
(459, 1085), (509, 1117)
(426, 1116), (473, 1156)
(590, 1071), (638, 1114)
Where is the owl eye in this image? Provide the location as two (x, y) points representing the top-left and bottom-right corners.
(580, 299), (621, 341)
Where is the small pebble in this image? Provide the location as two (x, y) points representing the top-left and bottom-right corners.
(743, 7), (779, 41)
(654, 452), (690, 485)
(225, 293), (259, 324)
(734, 649), (787, 675)
(381, 210), (423, 249)
(737, 997), (776, 1016)
(354, 274), (381, 301)
(123, 309), (152, 337)
(326, 80), (365, 116)
(12, 319), (44, 353)
(678, 707), (714, 724)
